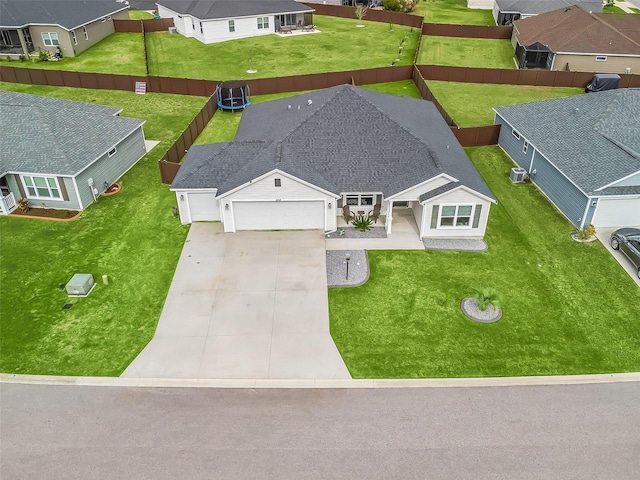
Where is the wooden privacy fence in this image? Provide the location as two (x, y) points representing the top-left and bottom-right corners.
(303, 3), (424, 28)
(113, 18), (174, 33)
(158, 94), (218, 184)
(417, 64), (640, 88)
(422, 23), (512, 39)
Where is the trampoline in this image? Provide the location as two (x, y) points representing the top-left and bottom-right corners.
(216, 81), (251, 111)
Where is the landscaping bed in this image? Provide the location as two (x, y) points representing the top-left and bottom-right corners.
(10, 207), (80, 220)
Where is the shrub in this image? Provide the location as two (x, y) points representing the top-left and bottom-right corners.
(352, 215), (373, 232)
(17, 198), (31, 214)
(19, 54), (26, 62)
(574, 224), (596, 241)
(383, 0), (418, 13)
(472, 288), (501, 312)
(38, 51), (49, 61)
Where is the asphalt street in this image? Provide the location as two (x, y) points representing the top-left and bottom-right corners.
(2, 382), (640, 479)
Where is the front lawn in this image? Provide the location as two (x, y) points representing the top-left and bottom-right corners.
(329, 146), (640, 378)
(0, 82), (207, 376)
(418, 35), (516, 68)
(146, 15), (419, 80)
(414, 0), (495, 25)
(0, 33), (146, 75)
(425, 81), (583, 126)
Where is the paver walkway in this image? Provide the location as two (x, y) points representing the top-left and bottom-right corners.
(122, 224), (351, 379)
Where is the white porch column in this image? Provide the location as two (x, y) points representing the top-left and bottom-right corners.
(385, 200), (393, 234)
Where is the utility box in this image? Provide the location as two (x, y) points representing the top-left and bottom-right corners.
(66, 273), (95, 297)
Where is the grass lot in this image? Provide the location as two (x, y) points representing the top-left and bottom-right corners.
(129, 10), (154, 19)
(146, 16), (419, 80)
(329, 146), (640, 378)
(418, 36), (515, 68)
(0, 82), (207, 376)
(425, 81), (583, 126)
(414, 0), (495, 25)
(0, 33), (146, 75)
(603, 5), (628, 13)
(194, 80), (422, 144)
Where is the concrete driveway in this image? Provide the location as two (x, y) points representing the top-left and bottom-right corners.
(596, 227), (640, 288)
(122, 224), (351, 379)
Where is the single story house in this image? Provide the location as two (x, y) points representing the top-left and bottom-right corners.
(494, 89), (640, 229)
(493, 0), (601, 26)
(0, 0), (129, 58)
(172, 85), (496, 239)
(156, 0), (315, 44)
(512, 6), (640, 73)
(0, 91), (147, 215)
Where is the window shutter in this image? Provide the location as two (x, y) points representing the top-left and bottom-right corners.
(57, 177), (69, 201)
(430, 205), (439, 229)
(472, 204), (482, 228)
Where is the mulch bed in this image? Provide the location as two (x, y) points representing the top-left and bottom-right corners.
(11, 207), (81, 220)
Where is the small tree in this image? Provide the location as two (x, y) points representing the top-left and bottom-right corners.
(354, 5), (368, 24)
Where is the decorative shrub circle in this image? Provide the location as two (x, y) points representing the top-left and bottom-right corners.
(461, 298), (502, 323)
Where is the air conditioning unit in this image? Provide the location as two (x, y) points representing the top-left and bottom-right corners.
(510, 167), (527, 183)
(168, 27), (177, 34)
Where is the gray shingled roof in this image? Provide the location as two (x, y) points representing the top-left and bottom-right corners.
(494, 89), (640, 195)
(1, 90), (145, 176)
(173, 85), (495, 202)
(157, 0), (313, 20)
(0, 0), (128, 30)
(495, 0), (601, 15)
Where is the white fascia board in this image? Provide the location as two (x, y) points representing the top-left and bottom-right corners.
(596, 169), (640, 191)
(555, 51), (640, 58)
(418, 185), (497, 205)
(169, 187), (218, 193)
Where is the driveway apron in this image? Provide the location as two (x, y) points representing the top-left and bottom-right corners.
(121, 223), (351, 379)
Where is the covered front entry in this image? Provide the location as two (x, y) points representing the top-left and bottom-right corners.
(233, 200), (325, 231)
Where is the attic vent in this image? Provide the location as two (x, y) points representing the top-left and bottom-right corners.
(275, 143), (282, 164)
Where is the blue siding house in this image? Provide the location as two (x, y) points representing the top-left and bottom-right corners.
(0, 91), (147, 215)
(494, 89), (640, 229)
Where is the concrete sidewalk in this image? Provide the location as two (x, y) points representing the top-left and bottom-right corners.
(122, 224), (351, 380)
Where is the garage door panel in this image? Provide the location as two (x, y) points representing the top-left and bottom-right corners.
(233, 201), (324, 231)
(189, 193), (219, 221)
(593, 198), (640, 228)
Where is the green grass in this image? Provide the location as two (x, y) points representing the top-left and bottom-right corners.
(418, 35), (515, 68)
(146, 15), (419, 80)
(603, 5), (628, 13)
(425, 81), (583, 126)
(0, 82), (207, 376)
(0, 33), (146, 75)
(129, 10), (154, 19)
(413, 0), (495, 25)
(194, 80), (423, 144)
(329, 146), (640, 378)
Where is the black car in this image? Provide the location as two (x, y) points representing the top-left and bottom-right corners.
(610, 228), (640, 279)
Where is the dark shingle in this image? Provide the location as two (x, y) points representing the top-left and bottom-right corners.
(1, 91), (145, 176)
(0, 0), (129, 30)
(495, 89), (640, 195)
(158, 0), (313, 20)
(173, 85), (494, 202)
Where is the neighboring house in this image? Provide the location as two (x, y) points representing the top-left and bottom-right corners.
(172, 85), (496, 239)
(0, 0), (129, 58)
(0, 91), (147, 215)
(493, 0), (601, 26)
(156, 0), (315, 44)
(512, 6), (640, 73)
(494, 89), (640, 229)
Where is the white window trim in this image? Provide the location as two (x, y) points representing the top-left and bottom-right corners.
(523, 140), (529, 154)
(258, 17), (269, 29)
(83, 26), (88, 40)
(71, 30), (77, 45)
(228, 20), (235, 32)
(438, 204), (475, 229)
(41, 32), (59, 46)
(512, 129), (520, 140)
(344, 193), (377, 208)
(108, 147), (117, 157)
(21, 175), (63, 201)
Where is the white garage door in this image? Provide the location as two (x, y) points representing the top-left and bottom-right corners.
(189, 193), (219, 221)
(233, 201), (324, 231)
(592, 198), (640, 228)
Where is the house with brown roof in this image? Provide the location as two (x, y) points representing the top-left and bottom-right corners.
(512, 6), (640, 74)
